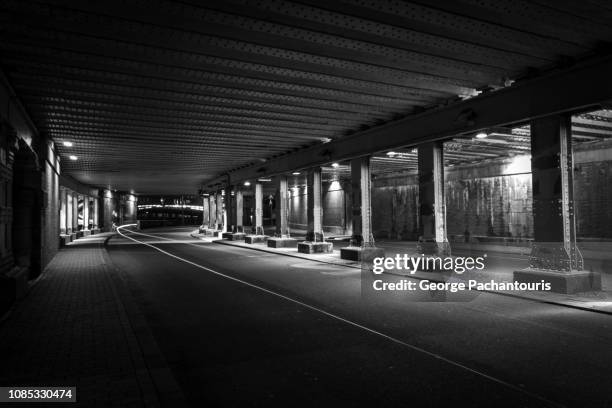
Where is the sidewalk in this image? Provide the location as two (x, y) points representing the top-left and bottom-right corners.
(193, 232), (612, 315)
(0, 234), (185, 407)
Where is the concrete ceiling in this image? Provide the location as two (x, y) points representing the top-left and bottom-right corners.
(1, 0), (611, 194)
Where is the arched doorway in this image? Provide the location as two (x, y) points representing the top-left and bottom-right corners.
(12, 139), (42, 280)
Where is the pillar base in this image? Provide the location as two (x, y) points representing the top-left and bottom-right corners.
(222, 232), (247, 241)
(267, 237), (298, 248)
(82, 230), (91, 237)
(203, 229), (221, 237)
(340, 246), (385, 262)
(245, 235), (268, 244)
(298, 241), (333, 254)
(513, 268), (602, 294)
(416, 239), (451, 257)
(76, 230), (84, 239)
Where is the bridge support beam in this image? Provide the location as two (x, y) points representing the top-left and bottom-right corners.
(341, 157), (383, 262)
(268, 175), (296, 248)
(514, 114), (601, 293)
(417, 141), (450, 257)
(299, 167), (332, 254)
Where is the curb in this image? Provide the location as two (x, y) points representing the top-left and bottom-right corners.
(209, 237), (612, 316)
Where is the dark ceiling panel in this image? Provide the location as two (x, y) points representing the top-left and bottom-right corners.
(0, 0), (610, 194)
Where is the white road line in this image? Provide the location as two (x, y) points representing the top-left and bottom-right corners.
(116, 224), (563, 408)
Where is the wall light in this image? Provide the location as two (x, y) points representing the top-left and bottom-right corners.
(331, 162), (339, 168)
(69, 155), (78, 161)
(244, 181), (251, 186)
(292, 171), (301, 175)
(386, 151), (397, 157)
(475, 131), (488, 139)
(63, 141), (73, 147)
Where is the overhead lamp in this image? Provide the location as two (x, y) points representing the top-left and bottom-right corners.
(244, 181), (251, 186)
(475, 131), (488, 139)
(63, 141), (73, 147)
(331, 162), (339, 168)
(386, 151), (397, 157)
(257, 177), (272, 182)
(69, 155), (78, 161)
(292, 171), (301, 175)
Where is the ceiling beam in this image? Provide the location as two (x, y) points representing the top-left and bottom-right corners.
(207, 55), (612, 189)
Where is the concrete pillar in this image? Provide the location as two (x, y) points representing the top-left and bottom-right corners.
(514, 114), (600, 293)
(417, 141), (449, 256)
(306, 168), (323, 242)
(232, 188), (243, 232)
(65, 191), (71, 234)
(298, 167), (333, 254)
(254, 182), (263, 235)
(209, 194), (216, 230)
(93, 197), (99, 229)
(340, 157), (383, 261)
(72, 192), (79, 232)
(59, 188), (67, 235)
(216, 190), (224, 232)
(202, 195), (210, 227)
(83, 196), (89, 230)
(350, 157), (373, 246)
(274, 175), (289, 237)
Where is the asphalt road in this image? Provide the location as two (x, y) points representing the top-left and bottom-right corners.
(106, 226), (612, 407)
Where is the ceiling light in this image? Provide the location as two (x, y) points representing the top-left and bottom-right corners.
(292, 172), (300, 175)
(244, 181), (251, 186)
(69, 155), (78, 161)
(475, 132), (488, 139)
(331, 162), (339, 168)
(63, 141), (73, 147)
(386, 151), (397, 157)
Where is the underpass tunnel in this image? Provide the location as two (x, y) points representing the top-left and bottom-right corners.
(203, 108), (612, 292)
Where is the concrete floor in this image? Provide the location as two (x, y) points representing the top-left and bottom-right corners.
(107, 226), (612, 407)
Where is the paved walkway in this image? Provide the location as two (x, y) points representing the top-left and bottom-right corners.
(193, 232), (612, 314)
(0, 234), (185, 407)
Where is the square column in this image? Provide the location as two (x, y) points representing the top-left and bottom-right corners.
(202, 195), (210, 228)
(209, 194), (216, 230)
(299, 167), (332, 253)
(93, 197), (99, 229)
(306, 168), (323, 241)
(274, 175), (289, 237)
(59, 188), (67, 235)
(245, 182), (267, 243)
(231, 188), (244, 233)
(83, 196), (89, 230)
(216, 190), (224, 232)
(268, 175), (297, 248)
(254, 182), (263, 234)
(417, 141), (450, 256)
(340, 157), (384, 261)
(514, 114), (600, 293)
(223, 188), (245, 240)
(72, 191), (78, 234)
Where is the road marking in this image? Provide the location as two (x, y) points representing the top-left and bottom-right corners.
(116, 225), (563, 407)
